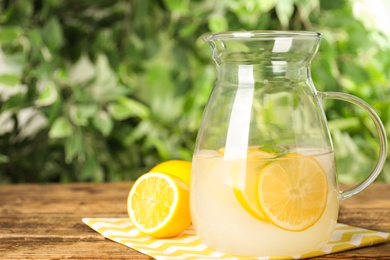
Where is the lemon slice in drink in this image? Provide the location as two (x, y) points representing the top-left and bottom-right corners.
(232, 148), (275, 220)
(127, 172), (191, 238)
(257, 156), (328, 231)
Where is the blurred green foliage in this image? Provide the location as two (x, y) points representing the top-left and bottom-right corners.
(0, 0), (389, 183)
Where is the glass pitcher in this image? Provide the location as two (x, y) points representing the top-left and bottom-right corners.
(190, 31), (387, 257)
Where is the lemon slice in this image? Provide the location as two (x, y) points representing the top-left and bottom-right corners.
(149, 160), (192, 186)
(127, 172), (191, 238)
(232, 148), (275, 220)
(257, 156), (328, 231)
(233, 184), (267, 220)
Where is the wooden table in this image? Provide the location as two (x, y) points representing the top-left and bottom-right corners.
(0, 182), (389, 259)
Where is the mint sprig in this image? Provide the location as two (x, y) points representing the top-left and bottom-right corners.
(260, 143), (289, 158)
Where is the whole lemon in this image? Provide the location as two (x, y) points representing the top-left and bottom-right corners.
(149, 160), (191, 186)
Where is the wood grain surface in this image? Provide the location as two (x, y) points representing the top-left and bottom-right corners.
(0, 182), (389, 259)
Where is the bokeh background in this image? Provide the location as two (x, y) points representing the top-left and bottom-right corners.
(0, 0), (390, 183)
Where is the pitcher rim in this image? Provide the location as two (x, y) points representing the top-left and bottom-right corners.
(203, 30), (321, 42)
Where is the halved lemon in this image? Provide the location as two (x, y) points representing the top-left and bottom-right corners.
(257, 156), (328, 231)
(127, 172), (191, 238)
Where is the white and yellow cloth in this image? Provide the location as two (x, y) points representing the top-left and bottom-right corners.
(82, 218), (390, 259)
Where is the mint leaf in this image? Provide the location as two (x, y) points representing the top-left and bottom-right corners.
(260, 143), (289, 157)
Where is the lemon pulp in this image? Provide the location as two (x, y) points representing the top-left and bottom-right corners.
(257, 155), (328, 231)
(127, 172), (191, 238)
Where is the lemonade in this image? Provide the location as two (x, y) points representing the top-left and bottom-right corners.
(190, 147), (339, 257)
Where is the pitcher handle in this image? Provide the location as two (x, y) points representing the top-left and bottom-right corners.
(319, 91), (388, 200)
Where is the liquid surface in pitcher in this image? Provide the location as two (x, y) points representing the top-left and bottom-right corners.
(190, 146), (339, 257)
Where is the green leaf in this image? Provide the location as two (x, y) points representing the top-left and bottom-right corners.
(90, 54), (129, 102)
(321, 0), (347, 10)
(94, 54), (117, 88)
(0, 154), (8, 164)
(163, 0), (189, 14)
(118, 63), (138, 88)
(258, 0), (277, 12)
(16, 108), (48, 140)
(92, 110), (114, 136)
(208, 14), (228, 32)
(69, 104), (98, 126)
(0, 49), (25, 76)
(108, 97), (149, 120)
(123, 120), (151, 146)
(35, 81), (58, 107)
(275, 0), (294, 29)
(69, 54), (95, 84)
(1, 92), (25, 109)
(0, 111), (14, 135)
(0, 74), (20, 86)
(27, 29), (43, 55)
(140, 57), (183, 123)
(49, 117), (73, 138)
(260, 143), (289, 157)
(0, 26), (22, 43)
(179, 23), (199, 37)
(295, 0), (319, 19)
(64, 129), (84, 163)
(81, 155), (103, 181)
(42, 17), (64, 51)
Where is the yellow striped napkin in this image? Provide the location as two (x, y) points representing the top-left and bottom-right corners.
(82, 218), (390, 259)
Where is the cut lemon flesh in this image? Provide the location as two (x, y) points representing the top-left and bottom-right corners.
(257, 156), (328, 231)
(127, 172), (191, 238)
